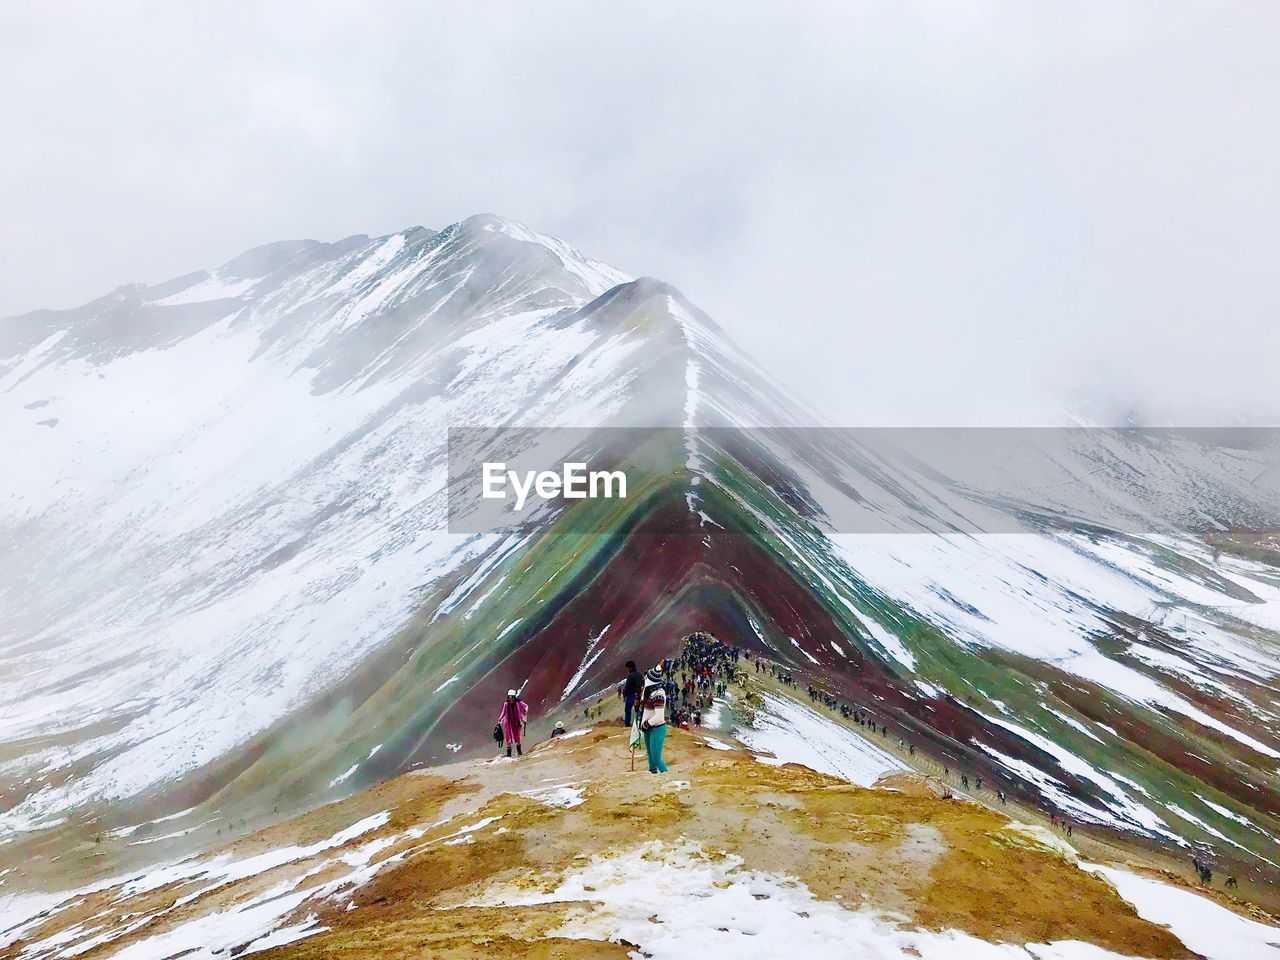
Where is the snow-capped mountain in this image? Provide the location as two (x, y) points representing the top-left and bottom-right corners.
(2, 215), (1278, 897)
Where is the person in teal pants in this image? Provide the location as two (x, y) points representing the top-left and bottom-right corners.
(643, 722), (668, 773)
(640, 664), (669, 773)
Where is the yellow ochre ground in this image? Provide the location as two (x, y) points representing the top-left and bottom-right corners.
(7, 721), (1235, 960)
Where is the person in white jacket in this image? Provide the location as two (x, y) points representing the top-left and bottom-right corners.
(639, 665), (669, 774)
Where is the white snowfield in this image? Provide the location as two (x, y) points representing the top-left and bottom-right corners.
(466, 837), (1276, 960)
(737, 691), (901, 787)
(0, 216), (653, 832)
(0, 806), (528, 958)
(0, 809), (391, 956)
(1081, 863), (1280, 960)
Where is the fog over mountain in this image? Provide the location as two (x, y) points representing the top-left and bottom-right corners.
(3, 2), (1278, 425)
(3, 7), (1279, 957)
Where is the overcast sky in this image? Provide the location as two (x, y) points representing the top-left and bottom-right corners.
(2, 2), (1277, 425)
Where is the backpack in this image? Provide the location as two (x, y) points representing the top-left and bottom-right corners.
(492, 723), (503, 744)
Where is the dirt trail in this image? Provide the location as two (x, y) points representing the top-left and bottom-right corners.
(263, 727), (1202, 958)
(12, 655), (1280, 960)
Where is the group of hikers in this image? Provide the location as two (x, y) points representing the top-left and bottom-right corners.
(619, 632), (742, 773)
(805, 681), (891, 736)
(495, 632), (741, 773)
(492, 635), (1247, 894)
(1191, 855), (1238, 890)
(754, 657), (796, 685)
(760, 651), (1022, 812)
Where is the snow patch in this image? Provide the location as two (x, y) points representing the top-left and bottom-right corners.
(737, 693), (900, 787)
(561, 625), (610, 701)
(1080, 863), (1280, 960)
(468, 838), (1155, 959)
(328, 764), (358, 788)
(521, 784), (586, 809)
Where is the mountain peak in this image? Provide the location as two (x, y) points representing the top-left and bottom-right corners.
(217, 237), (328, 279)
(3, 215), (1280, 950)
(455, 211), (525, 234)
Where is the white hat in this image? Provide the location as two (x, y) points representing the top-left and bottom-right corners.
(554, 720), (565, 729)
(507, 689), (517, 697)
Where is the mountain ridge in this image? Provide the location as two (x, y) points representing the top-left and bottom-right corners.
(1, 215), (1278, 920)
(5, 682), (1277, 960)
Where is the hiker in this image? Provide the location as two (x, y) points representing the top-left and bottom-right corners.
(551, 720), (567, 738)
(622, 660), (643, 727)
(640, 664), (669, 774)
(1227, 875), (1238, 889)
(498, 689), (528, 757)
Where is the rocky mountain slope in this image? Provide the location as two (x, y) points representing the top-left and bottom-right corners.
(1, 215), (1279, 920)
(4, 675), (1277, 959)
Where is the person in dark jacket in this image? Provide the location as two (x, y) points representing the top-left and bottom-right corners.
(621, 660), (642, 727)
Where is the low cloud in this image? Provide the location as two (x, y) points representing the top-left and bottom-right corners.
(2, 2), (1277, 424)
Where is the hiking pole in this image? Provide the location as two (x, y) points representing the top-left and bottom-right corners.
(628, 716), (640, 771)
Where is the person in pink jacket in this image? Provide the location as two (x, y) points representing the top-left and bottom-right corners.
(498, 689), (529, 757)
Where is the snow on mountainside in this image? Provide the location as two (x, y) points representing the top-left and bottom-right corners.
(0, 216), (637, 826)
(1, 214), (1279, 912)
